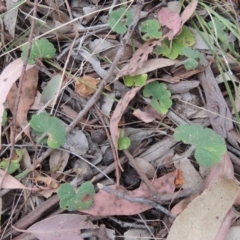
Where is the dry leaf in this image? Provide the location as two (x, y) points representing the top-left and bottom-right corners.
(0, 58), (35, 148)
(180, 0), (198, 27)
(0, 169), (30, 189)
(7, 67), (38, 139)
(27, 214), (97, 240)
(128, 58), (177, 76)
(116, 39), (160, 78)
(167, 178), (239, 240)
(75, 75), (100, 97)
(80, 171), (177, 216)
(133, 105), (165, 123)
(49, 150), (69, 179)
(4, 0), (18, 37)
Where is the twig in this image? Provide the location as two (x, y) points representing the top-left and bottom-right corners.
(0, 0), (38, 190)
(37, 1), (144, 163)
(94, 106), (120, 185)
(97, 183), (176, 219)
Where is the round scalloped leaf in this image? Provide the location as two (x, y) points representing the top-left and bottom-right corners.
(58, 182), (95, 211)
(143, 82), (172, 114)
(118, 136), (131, 150)
(153, 26), (195, 60)
(30, 112), (66, 149)
(123, 74), (147, 87)
(21, 38), (56, 65)
(108, 7), (134, 34)
(174, 124), (227, 166)
(140, 19), (162, 40)
(2, 110), (7, 126)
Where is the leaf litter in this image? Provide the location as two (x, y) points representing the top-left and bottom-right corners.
(1, 0), (240, 239)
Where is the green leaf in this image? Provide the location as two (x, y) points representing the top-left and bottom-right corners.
(123, 74), (147, 87)
(140, 19), (162, 40)
(30, 112), (66, 149)
(108, 7), (134, 34)
(143, 82), (172, 114)
(174, 124), (227, 166)
(118, 136), (131, 150)
(208, 17), (228, 42)
(58, 182), (95, 211)
(2, 110), (7, 126)
(21, 38), (56, 65)
(182, 47), (205, 70)
(40, 74), (62, 104)
(0, 149), (22, 174)
(154, 26), (195, 59)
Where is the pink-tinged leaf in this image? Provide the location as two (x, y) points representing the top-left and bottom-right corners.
(0, 169), (28, 189)
(133, 106), (165, 123)
(27, 214), (97, 240)
(158, 7), (181, 39)
(181, 0), (198, 27)
(80, 171), (177, 216)
(0, 58), (35, 148)
(110, 86), (141, 162)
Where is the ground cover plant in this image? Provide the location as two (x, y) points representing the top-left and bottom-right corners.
(1, 0), (240, 239)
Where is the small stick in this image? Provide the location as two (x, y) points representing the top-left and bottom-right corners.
(97, 183), (176, 219)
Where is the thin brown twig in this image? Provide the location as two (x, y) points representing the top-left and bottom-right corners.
(94, 106), (121, 185)
(0, 0), (38, 190)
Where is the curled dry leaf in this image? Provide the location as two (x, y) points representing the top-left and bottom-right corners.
(0, 58), (35, 148)
(116, 39), (160, 79)
(80, 171), (177, 216)
(7, 67), (38, 139)
(35, 175), (59, 198)
(75, 75), (100, 97)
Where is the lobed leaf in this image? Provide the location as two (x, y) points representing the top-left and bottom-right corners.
(140, 19), (162, 40)
(174, 124), (227, 166)
(58, 182), (95, 211)
(108, 7), (134, 34)
(30, 112), (66, 149)
(21, 38), (56, 65)
(143, 82), (172, 114)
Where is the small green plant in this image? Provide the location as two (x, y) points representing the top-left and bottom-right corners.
(154, 26), (195, 59)
(58, 182), (95, 211)
(0, 149), (22, 174)
(30, 112), (66, 149)
(174, 124), (227, 166)
(2, 110), (7, 126)
(123, 74), (147, 87)
(21, 38), (56, 65)
(108, 7), (134, 34)
(208, 17), (228, 43)
(140, 19), (162, 41)
(118, 128), (131, 150)
(181, 47), (205, 70)
(143, 82), (172, 114)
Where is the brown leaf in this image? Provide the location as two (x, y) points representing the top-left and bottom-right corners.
(180, 0), (198, 27)
(27, 214), (96, 240)
(116, 39), (160, 78)
(0, 58), (35, 147)
(7, 67), (38, 139)
(133, 105), (165, 123)
(75, 75), (100, 97)
(167, 178), (239, 240)
(80, 171), (177, 216)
